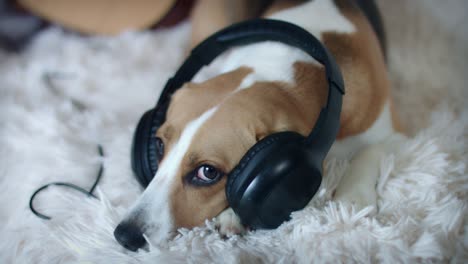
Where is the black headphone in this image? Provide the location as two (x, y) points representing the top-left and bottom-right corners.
(131, 19), (345, 229)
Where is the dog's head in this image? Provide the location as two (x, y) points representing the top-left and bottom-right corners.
(114, 43), (327, 251)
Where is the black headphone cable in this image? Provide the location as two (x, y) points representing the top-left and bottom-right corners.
(29, 144), (105, 220)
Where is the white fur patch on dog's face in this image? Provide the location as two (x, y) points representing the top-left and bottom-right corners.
(121, 108), (218, 245)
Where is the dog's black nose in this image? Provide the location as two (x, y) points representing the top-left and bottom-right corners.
(114, 222), (146, 251)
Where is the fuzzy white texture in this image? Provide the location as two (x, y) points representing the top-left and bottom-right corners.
(0, 1), (467, 263)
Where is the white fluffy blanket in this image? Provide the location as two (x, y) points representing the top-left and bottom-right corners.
(1, 1), (467, 263)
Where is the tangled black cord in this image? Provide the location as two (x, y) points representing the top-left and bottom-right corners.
(29, 145), (105, 220)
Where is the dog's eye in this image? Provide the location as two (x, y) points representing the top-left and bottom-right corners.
(189, 165), (223, 186)
(197, 165), (220, 181)
(155, 137), (164, 160)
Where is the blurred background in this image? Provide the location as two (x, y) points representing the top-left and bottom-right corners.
(0, 0), (195, 52)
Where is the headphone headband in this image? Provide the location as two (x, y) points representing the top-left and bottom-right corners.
(163, 19), (344, 95)
(154, 18), (344, 161)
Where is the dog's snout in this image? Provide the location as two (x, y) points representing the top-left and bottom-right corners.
(114, 222), (146, 251)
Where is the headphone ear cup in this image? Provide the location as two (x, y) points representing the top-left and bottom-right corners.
(226, 131), (304, 206)
(131, 109), (161, 187)
(226, 132), (300, 199)
(226, 131), (322, 229)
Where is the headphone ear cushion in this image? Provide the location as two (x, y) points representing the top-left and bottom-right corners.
(226, 131), (322, 229)
(131, 109), (161, 187)
(226, 131), (305, 204)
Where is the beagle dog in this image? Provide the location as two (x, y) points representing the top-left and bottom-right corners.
(115, 0), (403, 251)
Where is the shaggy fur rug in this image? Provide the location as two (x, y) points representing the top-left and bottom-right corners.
(1, 0), (467, 263)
